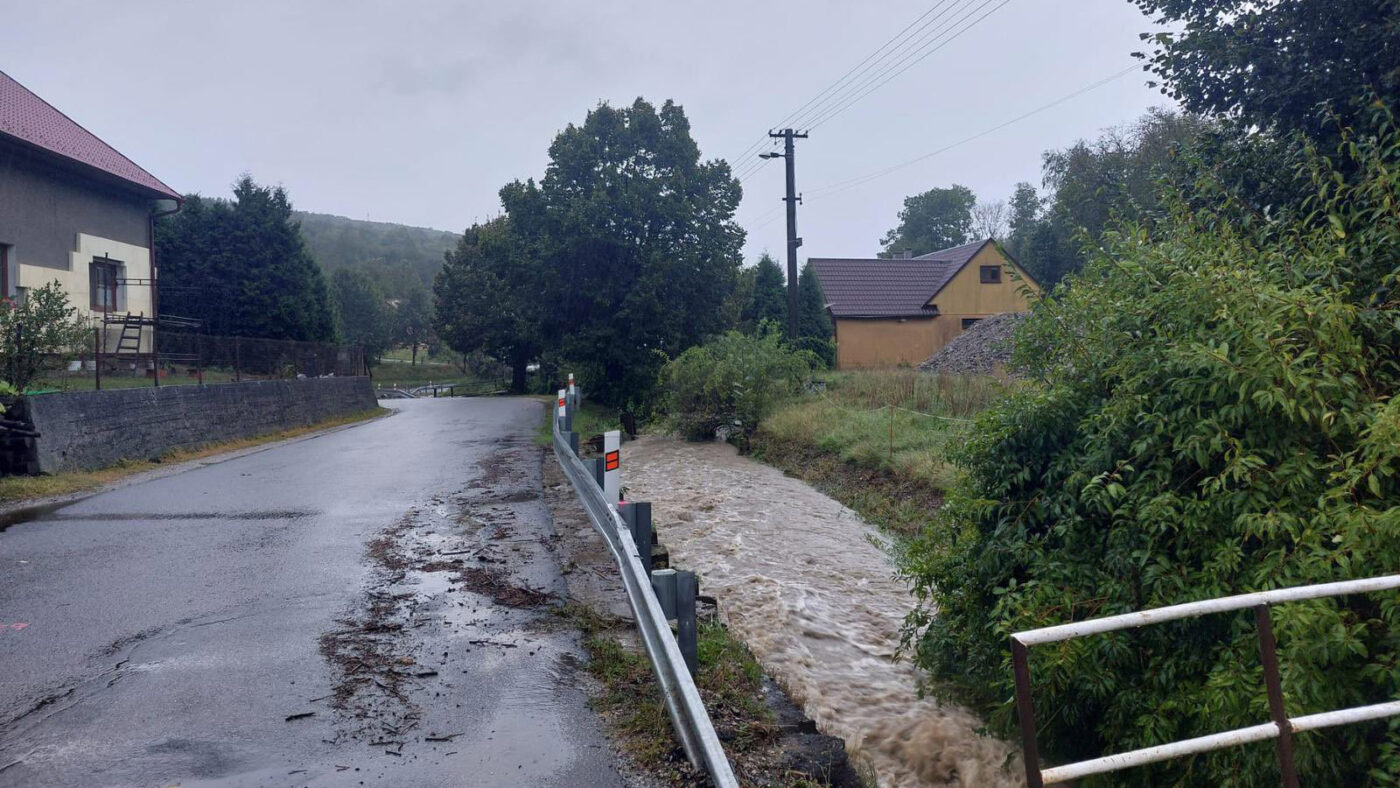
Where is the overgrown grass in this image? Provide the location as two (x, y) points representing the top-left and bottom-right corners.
(0, 407), (387, 505)
(759, 371), (1006, 489)
(752, 370), (1010, 536)
(534, 399), (619, 448)
(562, 604), (833, 786)
(371, 359), (485, 388)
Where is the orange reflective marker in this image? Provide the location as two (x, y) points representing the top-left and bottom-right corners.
(604, 450), (620, 471)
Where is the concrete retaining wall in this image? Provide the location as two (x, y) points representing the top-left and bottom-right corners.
(16, 377), (377, 473)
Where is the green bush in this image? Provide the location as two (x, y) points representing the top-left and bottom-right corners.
(658, 325), (816, 445)
(0, 282), (90, 392)
(900, 105), (1400, 786)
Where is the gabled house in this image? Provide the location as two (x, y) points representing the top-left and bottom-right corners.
(0, 70), (181, 354)
(810, 239), (1039, 369)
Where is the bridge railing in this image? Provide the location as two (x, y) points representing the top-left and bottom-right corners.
(549, 379), (738, 788)
(1011, 574), (1400, 787)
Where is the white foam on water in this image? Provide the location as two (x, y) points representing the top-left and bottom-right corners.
(625, 436), (1022, 788)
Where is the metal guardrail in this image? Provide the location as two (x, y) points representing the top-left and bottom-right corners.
(550, 386), (739, 788)
(1011, 574), (1400, 787)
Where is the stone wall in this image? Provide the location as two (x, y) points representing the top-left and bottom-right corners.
(15, 377), (377, 473)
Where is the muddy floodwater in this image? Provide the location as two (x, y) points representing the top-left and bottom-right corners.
(625, 437), (1022, 788)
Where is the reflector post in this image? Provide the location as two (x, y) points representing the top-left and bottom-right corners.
(603, 430), (621, 504)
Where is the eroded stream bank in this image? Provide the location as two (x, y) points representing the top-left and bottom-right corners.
(624, 436), (1023, 788)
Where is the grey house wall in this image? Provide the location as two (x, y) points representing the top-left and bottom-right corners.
(0, 140), (151, 274)
(16, 377), (378, 473)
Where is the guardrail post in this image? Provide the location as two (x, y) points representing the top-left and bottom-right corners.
(1256, 604), (1299, 788)
(622, 501), (653, 573)
(603, 430), (621, 504)
(556, 388), (567, 431)
(568, 431), (580, 456)
(591, 457), (606, 488)
(651, 569), (677, 619)
(676, 570), (698, 676)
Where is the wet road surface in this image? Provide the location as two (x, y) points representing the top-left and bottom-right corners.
(0, 398), (625, 787)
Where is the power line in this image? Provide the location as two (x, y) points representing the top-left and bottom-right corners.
(737, 63), (1144, 233)
(782, 0), (970, 132)
(787, 0), (984, 131)
(804, 0), (1015, 131)
(730, 0), (1011, 188)
(721, 0), (966, 170)
(807, 64), (1144, 197)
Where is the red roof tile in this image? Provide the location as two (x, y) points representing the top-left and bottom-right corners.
(0, 71), (180, 201)
(811, 240), (992, 318)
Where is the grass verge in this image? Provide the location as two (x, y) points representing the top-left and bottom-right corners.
(0, 407), (388, 505)
(751, 370), (1007, 537)
(561, 604), (837, 787)
(534, 399), (618, 448)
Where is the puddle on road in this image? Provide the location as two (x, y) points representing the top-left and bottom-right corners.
(0, 500), (74, 533)
(625, 436), (1022, 788)
(0, 506), (318, 532)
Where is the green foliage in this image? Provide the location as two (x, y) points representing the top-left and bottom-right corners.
(432, 217), (541, 392)
(500, 98), (744, 408)
(901, 107), (1400, 786)
(741, 253), (786, 333)
(795, 262), (834, 367)
(0, 282), (89, 392)
(1008, 109), (1213, 286)
(658, 325), (817, 446)
(156, 176), (335, 341)
(330, 268), (390, 364)
(1133, 0), (1400, 140)
(294, 211), (457, 301)
(880, 184), (975, 257)
(394, 285), (433, 364)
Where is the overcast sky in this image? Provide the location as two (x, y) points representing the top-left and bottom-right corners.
(7, 0), (1171, 264)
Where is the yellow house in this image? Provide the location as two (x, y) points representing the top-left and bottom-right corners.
(810, 239), (1040, 369)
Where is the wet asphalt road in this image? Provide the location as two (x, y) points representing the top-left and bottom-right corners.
(0, 398), (625, 787)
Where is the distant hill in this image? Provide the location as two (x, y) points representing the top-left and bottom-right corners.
(294, 211), (459, 298)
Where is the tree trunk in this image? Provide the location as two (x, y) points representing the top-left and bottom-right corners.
(411, 342), (418, 366)
(511, 356), (528, 394)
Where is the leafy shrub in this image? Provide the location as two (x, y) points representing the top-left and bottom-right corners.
(0, 282), (90, 392)
(789, 335), (836, 368)
(900, 105), (1400, 786)
(658, 325), (816, 445)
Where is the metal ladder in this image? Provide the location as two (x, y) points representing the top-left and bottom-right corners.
(114, 313), (144, 354)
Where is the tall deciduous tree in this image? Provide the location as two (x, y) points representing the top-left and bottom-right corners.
(741, 253), (786, 333)
(394, 285), (432, 365)
(1008, 110), (1211, 286)
(880, 185), (975, 257)
(330, 268), (390, 364)
(502, 98), (743, 406)
(156, 176), (335, 342)
(432, 217), (541, 393)
(1132, 0), (1400, 138)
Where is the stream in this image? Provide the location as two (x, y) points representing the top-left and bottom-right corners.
(624, 436), (1022, 788)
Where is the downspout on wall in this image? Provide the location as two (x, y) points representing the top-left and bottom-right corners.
(147, 197), (181, 386)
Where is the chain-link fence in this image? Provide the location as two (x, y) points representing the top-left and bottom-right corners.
(28, 328), (366, 392)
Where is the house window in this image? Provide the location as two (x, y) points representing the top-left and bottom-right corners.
(961, 317), (981, 330)
(90, 258), (121, 312)
(979, 265), (1001, 284)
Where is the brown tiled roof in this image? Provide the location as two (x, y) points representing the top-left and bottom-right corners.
(0, 71), (180, 200)
(810, 239), (992, 318)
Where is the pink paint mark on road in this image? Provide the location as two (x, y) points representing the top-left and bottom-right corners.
(3, 623), (27, 631)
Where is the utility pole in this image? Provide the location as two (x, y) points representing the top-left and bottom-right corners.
(762, 128), (808, 340)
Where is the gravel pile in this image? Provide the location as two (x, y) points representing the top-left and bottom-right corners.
(919, 312), (1026, 375)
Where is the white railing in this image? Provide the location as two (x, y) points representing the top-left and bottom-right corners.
(1011, 575), (1400, 787)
